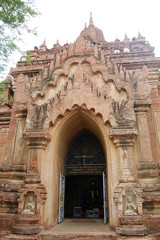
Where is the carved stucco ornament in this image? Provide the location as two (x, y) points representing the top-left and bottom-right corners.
(23, 193), (36, 214)
(29, 103), (48, 129)
(127, 65), (151, 100)
(114, 184), (144, 224)
(109, 98), (135, 128)
(123, 192), (137, 216)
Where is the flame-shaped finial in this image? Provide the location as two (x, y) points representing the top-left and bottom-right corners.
(89, 12), (94, 26)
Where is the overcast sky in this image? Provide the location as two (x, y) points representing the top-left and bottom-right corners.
(2, 0), (160, 79)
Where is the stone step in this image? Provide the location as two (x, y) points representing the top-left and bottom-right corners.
(0, 234), (37, 240)
(38, 233), (117, 240)
(0, 233), (115, 240)
(37, 232), (160, 240)
(2, 232), (160, 240)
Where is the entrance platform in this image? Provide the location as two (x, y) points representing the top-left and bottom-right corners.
(1, 219), (160, 240)
(43, 219), (115, 235)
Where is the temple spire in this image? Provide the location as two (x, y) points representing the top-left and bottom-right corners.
(41, 39), (46, 47)
(137, 31), (145, 41)
(54, 39), (60, 48)
(40, 39), (47, 51)
(89, 12), (94, 26)
(124, 33), (130, 42)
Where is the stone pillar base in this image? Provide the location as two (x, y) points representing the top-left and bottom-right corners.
(119, 215), (143, 225)
(11, 214), (43, 235)
(116, 225), (148, 236)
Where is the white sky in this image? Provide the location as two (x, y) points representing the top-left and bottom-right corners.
(2, 0), (160, 80)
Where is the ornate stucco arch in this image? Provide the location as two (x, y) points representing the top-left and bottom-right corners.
(40, 105), (119, 228)
(26, 53), (135, 130)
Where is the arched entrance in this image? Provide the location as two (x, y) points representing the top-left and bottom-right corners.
(59, 129), (108, 223)
(41, 107), (119, 228)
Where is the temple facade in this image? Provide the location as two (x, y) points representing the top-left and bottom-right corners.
(0, 14), (160, 238)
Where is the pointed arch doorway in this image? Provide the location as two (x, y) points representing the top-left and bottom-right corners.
(58, 129), (108, 224)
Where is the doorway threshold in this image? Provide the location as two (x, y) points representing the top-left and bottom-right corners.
(45, 218), (116, 235)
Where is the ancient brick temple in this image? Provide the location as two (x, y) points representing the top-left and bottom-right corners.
(0, 14), (160, 238)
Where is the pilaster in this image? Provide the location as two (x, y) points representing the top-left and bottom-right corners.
(11, 129), (51, 235)
(110, 128), (137, 183)
(12, 105), (27, 167)
(135, 100), (158, 188)
(110, 127), (148, 236)
(25, 129), (51, 180)
(1, 105), (27, 173)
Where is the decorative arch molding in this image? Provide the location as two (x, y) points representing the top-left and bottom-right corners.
(48, 101), (111, 128)
(31, 56), (98, 99)
(26, 77), (135, 131)
(25, 56), (136, 130)
(31, 55), (132, 103)
(32, 94), (135, 131)
(50, 106), (113, 175)
(50, 104), (106, 132)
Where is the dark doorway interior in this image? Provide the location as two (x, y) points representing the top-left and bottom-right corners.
(64, 130), (106, 220)
(64, 175), (103, 218)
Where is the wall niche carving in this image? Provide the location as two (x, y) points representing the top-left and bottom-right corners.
(23, 192), (37, 214)
(123, 191), (137, 216)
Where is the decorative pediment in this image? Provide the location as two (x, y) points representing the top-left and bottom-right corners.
(22, 56), (136, 129)
(31, 57), (130, 102)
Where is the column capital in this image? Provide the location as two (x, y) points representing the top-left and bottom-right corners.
(134, 99), (152, 113)
(26, 129), (51, 149)
(110, 128), (137, 147)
